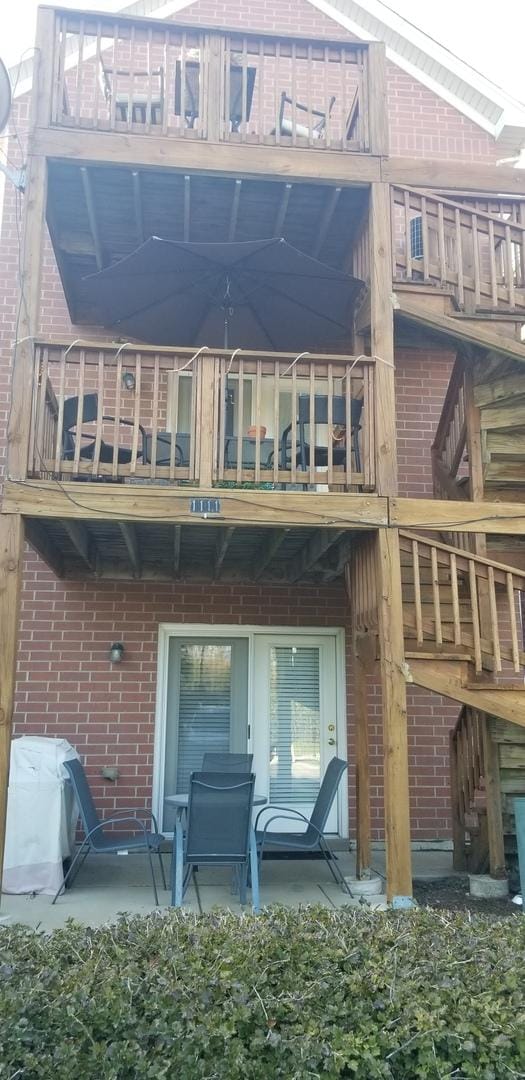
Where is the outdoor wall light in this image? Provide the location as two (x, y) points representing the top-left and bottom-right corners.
(109, 642), (125, 663)
(122, 371), (136, 391)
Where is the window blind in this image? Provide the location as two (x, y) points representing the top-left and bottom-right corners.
(175, 644), (232, 793)
(269, 646), (321, 804)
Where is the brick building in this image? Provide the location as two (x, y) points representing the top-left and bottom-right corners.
(1, 0), (525, 901)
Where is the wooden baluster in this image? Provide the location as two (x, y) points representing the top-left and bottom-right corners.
(449, 552), (462, 646)
(130, 353), (141, 474)
(430, 545), (442, 645)
(211, 356), (221, 482)
(307, 44), (313, 146)
(236, 357), (244, 484)
(365, 365), (375, 490)
(54, 349), (67, 475)
(56, 15), (67, 124)
(127, 24), (136, 131)
(404, 190), (412, 279)
(74, 19), (85, 124)
(274, 40), (281, 146)
(92, 350), (104, 476)
(180, 32), (187, 136)
(217, 357), (227, 482)
(240, 37), (248, 142)
(145, 27), (153, 134)
(29, 346), (41, 476)
(254, 356), (262, 484)
(421, 195), (429, 280)
(437, 200), (446, 284)
(291, 42), (297, 147)
(455, 208), (465, 307)
(412, 539), (423, 645)
(471, 213), (481, 308)
(309, 364), (315, 486)
(324, 46), (330, 147)
(344, 362), (352, 489)
(488, 218), (498, 307)
(505, 223), (516, 307)
(161, 29), (169, 137)
(72, 349), (86, 476)
(327, 364), (333, 488)
(109, 25), (118, 130)
(273, 360), (280, 486)
(170, 364), (179, 482)
(150, 354), (159, 480)
(112, 353), (123, 479)
(257, 40), (264, 142)
(290, 364), (297, 486)
(189, 359), (198, 481)
(34, 347), (50, 476)
(469, 561), (482, 672)
(487, 565), (501, 672)
(92, 22), (102, 128)
(360, 46), (370, 152)
(506, 572), (521, 673)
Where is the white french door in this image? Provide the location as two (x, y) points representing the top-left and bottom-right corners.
(252, 635), (339, 833)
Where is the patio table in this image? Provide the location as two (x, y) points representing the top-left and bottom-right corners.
(165, 792), (266, 910)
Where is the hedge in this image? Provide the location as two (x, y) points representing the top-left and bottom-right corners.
(0, 907), (524, 1079)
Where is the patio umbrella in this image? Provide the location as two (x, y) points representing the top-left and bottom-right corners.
(81, 237), (364, 350)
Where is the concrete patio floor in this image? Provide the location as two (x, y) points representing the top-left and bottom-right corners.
(0, 847), (456, 930)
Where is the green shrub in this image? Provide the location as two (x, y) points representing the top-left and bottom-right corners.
(0, 907), (524, 1079)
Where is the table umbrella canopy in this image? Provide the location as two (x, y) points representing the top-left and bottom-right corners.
(81, 236), (364, 350)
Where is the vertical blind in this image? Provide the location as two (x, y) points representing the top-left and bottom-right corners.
(269, 646), (321, 804)
(175, 644), (232, 793)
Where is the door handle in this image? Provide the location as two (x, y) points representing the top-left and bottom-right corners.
(328, 738), (336, 746)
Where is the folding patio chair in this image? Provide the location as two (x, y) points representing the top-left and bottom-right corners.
(202, 753), (253, 772)
(52, 758), (166, 905)
(62, 393), (147, 469)
(171, 771), (259, 911)
(99, 57), (165, 125)
(280, 395), (363, 475)
(274, 92), (336, 139)
(255, 757), (352, 894)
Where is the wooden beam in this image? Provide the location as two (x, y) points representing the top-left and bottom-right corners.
(354, 650), (372, 878)
(407, 658), (525, 729)
(376, 528), (412, 903)
(2, 482), (387, 529)
(367, 43), (389, 156)
(183, 174), (191, 242)
(481, 717), (506, 877)
(0, 515), (24, 897)
(25, 519), (64, 577)
(312, 187), (341, 258)
(119, 522), (141, 578)
(370, 183), (397, 494)
(173, 524), (182, 577)
(274, 183), (292, 235)
(395, 297), (525, 364)
(214, 526), (235, 579)
(80, 166), (104, 270)
(384, 157), (525, 196)
(253, 528), (290, 580)
(63, 520), (96, 570)
(287, 529), (345, 583)
(33, 127), (382, 186)
(132, 170), (144, 244)
(390, 496), (525, 535)
(228, 179), (242, 242)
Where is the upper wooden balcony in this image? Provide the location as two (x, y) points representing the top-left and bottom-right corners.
(39, 7), (384, 158)
(28, 340), (376, 493)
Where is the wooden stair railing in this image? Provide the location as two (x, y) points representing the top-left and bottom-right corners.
(399, 530), (525, 674)
(450, 705), (487, 871)
(431, 351), (470, 507)
(392, 186), (525, 312)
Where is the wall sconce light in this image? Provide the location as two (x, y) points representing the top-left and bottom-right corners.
(109, 642), (124, 663)
(122, 371), (136, 391)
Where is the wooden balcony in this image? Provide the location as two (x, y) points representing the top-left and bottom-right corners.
(43, 7), (380, 155)
(29, 340), (376, 492)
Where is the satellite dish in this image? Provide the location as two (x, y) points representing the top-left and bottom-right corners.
(0, 58), (12, 134)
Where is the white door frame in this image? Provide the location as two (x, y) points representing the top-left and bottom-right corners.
(153, 624), (348, 837)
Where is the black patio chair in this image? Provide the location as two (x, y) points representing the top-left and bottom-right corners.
(172, 771), (259, 911)
(52, 758), (166, 905)
(62, 393), (147, 469)
(255, 756), (351, 894)
(175, 60), (256, 132)
(202, 752), (253, 772)
(224, 436), (275, 472)
(143, 431), (191, 467)
(280, 395), (363, 475)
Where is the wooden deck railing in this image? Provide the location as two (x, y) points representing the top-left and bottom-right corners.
(45, 7), (374, 152)
(392, 186), (525, 311)
(399, 531), (525, 674)
(29, 341), (376, 491)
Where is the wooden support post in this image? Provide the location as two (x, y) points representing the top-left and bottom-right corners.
(7, 8), (54, 481)
(0, 516), (24, 890)
(481, 718), (506, 877)
(367, 44), (389, 157)
(376, 527), (413, 902)
(449, 729), (467, 871)
(354, 650), (371, 878)
(370, 183), (397, 495)
(197, 354), (218, 488)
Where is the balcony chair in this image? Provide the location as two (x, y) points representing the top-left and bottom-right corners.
(171, 771), (259, 912)
(99, 57), (165, 125)
(280, 394), (363, 476)
(143, 431), (191, 468)
(202, 752), (253, 772)
(62, 392), (147, 470)
(52, 758), (166, 906)
(224, 436), (275, 472)
(175, 60), (256, 131)
(255, 756), (351, 894)
(273, 92), (336, 140)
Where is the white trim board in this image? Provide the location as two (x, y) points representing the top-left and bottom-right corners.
(153, 623), (348, 838)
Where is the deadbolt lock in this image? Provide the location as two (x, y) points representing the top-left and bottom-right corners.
(328, 738), (336, 746)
